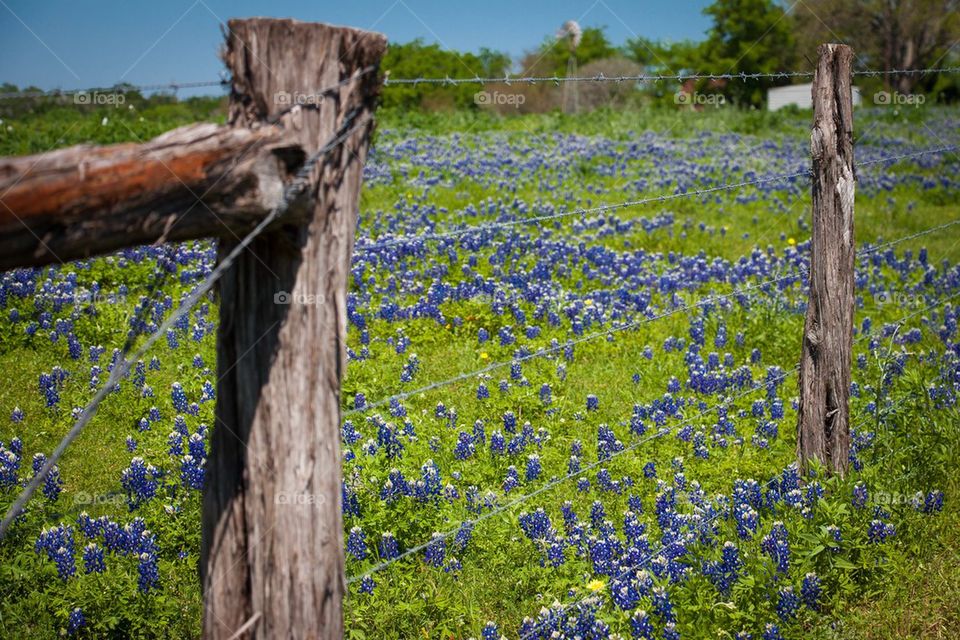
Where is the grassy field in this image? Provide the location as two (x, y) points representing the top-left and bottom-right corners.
(0, 98), (958, 639)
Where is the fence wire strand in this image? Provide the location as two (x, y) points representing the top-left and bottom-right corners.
(3, 66), (959, 101)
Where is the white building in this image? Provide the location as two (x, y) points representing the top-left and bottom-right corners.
(767, 83), (862, 110)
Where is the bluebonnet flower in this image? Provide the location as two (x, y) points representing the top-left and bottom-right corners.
(125, 436), (137, 452)
(121, 457), (158, 509)
(379, 532), (399, 560)
(630, 609), (653, 639)
(359, 575), (375, 594)
(35, 524), (75, 579)
(651, 586), (676, 621)
(171, 382), (188, 412)
(167, 431), (184, 456)
(341, 420), (361, 445)
(525, 454), (542, 481)
(922, 490), (944, 514)
(347, 526), (368, 560)
(424, 532), (445, 567)
(801, 572), (821, 610)
(67, 608), (85, 635)
(489, 431), (506, 455)
(0, 443), (21, 489)
(761, 521), (790, 574)
(586, 394), (599, 411)
(481, 621), (501, 640)
(852, 482), (868, 508)
(454, 521), (473, 552)
(11, 406), (24, 423)
(776, 586), (799, 620)
(138, 549), (159, 593)
(868, 519), (895, 543)
(539, 383), (552, 405)
(82, 543), (106, 573)
(181, 454), (204, 490)
(200, 380), (215, 402)
(453, 432), (475, 460)
(376, 420), (404, 459)
(762, 624), (783, 640)
(703, 541), (742, 594)
(502, 466), (520, 493)
(32, 453), (63, 501)
(472, 420), (486, 445)
(476, 382), (489, 400)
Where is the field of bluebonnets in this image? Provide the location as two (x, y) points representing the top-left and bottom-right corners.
(1, 102), (959, 639)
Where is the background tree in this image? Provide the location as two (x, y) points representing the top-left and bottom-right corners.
(698, 0), (797, 107)
(791, 0), (960, 94)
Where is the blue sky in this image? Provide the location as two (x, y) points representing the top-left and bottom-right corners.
(0, 0), (713, 94)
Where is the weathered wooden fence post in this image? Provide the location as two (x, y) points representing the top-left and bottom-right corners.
(797, 43), (856, 477)
(202, 19), (385, 639)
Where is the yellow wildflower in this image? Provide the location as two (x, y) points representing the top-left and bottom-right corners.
(586, 579), (606, 592)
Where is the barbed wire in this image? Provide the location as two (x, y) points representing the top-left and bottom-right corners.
(3, 66), (958, 101)
(0, 111), (373, 539)
(382, 66), (960, 86)
(357, 144), (960, 253)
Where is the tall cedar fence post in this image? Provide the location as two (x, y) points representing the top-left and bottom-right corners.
(797, 43), (856, 476)
(201, 19), (385, 639)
